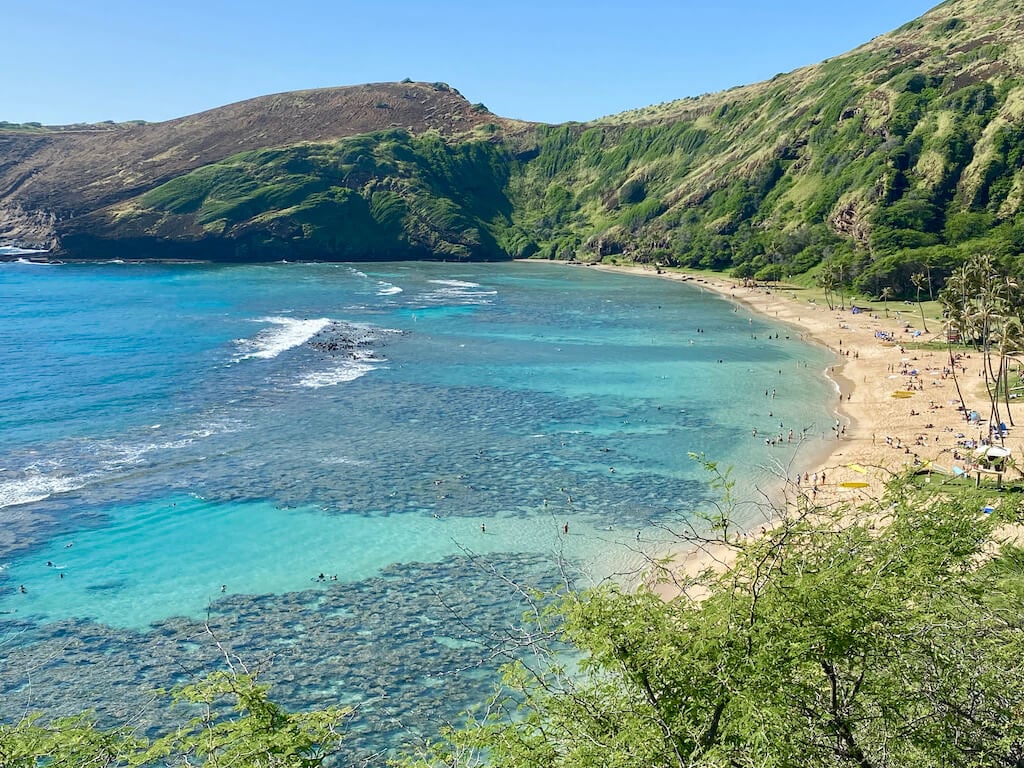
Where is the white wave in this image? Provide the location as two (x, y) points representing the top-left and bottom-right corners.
(377, 282), (403, 296)
(348, 322), (403, 340)
(94, 422), (236, 470)
(0, 474), (85, 509)
(428, 279), (481, 288)
(12, 257), (57, 266)
(298, 360), (379, 388)
(236, 316), (332, 360)
(417, 280), (493, 303)
(1, 245), (49, 256)
(100, 437), (192, 468)
(349, 268), (369, 279)
(417, 278), (497, 307)
(420, 289), (497, 306)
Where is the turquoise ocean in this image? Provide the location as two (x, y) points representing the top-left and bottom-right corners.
(0, 260), (835, 755)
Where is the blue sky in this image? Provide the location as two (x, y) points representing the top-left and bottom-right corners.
(5, 0), (939, 126)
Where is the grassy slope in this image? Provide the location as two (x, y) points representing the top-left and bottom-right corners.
(59, 0), (1024, 280)
(497, 0), (1024, 294)
(97, 128), (515, 261)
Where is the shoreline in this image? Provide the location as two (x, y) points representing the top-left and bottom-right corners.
(517, 259), (1019, 596)
(585, 261), (997, 480)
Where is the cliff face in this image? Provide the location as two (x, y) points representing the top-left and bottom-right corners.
(5, 0), (1024, 285)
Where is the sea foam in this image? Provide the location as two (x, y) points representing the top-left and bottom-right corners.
(236, 317), (332, 360)
(423, 279), (497, 305)
(298, 359), (379, 388)
(0, 473), (85, 509)
(377, 282), (403, 296)
(1, 246), (49, 256)
(12, 257), (55, 266)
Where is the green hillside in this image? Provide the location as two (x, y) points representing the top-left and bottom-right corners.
(6, 0), (1024, 296)
(68, 128), (516, 261)
(497, 0), (1024, 296)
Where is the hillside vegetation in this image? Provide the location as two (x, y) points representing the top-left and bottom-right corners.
(4, 1), (1024, 294)
(501, 0), (1024, 296)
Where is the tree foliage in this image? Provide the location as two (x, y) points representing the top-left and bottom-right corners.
(941, 254), (1024, 429)
(0, 672), (349, 768)
(403, 476), (1024, 768)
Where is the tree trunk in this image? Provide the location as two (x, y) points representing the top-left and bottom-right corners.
(984, 350), (1002, 438)
(948, 343), (968, 415)
(1002, 356), (1015, 427)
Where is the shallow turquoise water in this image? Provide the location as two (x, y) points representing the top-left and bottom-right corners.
(0, 260), (835, 752)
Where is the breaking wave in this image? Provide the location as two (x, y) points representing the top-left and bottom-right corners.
(421, 279), (497, 306)
(236, 317), (332, 360)
(0, 473), (87, 509)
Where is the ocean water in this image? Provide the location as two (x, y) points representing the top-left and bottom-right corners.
(0, 260), (835, 754)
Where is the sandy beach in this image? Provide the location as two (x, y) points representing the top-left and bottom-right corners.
(527, 260), (1024, 596)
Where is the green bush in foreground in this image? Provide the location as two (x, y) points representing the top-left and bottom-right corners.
(0, 672), (348, 767)
(404, 476), (1024, 768)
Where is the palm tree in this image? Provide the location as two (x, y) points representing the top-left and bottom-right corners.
(911, 272), (929, 332)
(817, 264), (838, 310)
(996, 314), (1022, 427)
(943, 255), (1022, 438)
(880, 286), (895, 318)
(940, 265), (971, 415)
